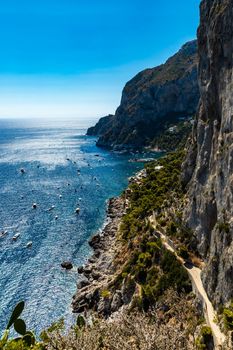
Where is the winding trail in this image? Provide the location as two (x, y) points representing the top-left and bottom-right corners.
(149, 214), (226, 349)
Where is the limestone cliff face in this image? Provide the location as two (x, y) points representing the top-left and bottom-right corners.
(87, 41), (199, 150)
(182, 0), (233, 307)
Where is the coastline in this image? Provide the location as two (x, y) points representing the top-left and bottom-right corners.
(72, 166), (148, 316)
(72, 195), (127, 315)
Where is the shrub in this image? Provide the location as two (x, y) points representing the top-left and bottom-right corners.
(223, 307), (233, 330)
(217, 221), (230, 233)
(101, 289), (111, 299)
(178, 246), (189, 260)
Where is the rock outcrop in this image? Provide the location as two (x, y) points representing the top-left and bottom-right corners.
(182, 0), (233, 307)
(87, 114), (115, 137)
(72, 197), (128, 316)
(87, 41), (199, 150)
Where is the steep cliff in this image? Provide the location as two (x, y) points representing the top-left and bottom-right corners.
(87, 114), (114, 137)
(87, 41), (199, 150)
(182, 0), (233, 308)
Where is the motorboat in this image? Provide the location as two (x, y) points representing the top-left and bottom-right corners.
(12, 233), (20, 241)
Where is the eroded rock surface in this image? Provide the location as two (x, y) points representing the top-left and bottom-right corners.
(182, 0), (233, 307)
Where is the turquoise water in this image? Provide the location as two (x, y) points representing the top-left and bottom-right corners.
(0, 119), (152, 335)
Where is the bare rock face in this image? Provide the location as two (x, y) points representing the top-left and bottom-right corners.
(87, 41), (199, 150)
(87, 114), (115, 137)
(182, 0), (233, 307)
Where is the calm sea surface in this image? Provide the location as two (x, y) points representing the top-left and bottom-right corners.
(0, 118), (159, 334)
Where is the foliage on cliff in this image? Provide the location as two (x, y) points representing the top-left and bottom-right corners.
(114, 151), (192, 308)
(121, 151), (185, 238)
(151, 119), (193, 151)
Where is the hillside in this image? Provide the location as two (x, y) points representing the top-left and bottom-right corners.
(3, 1), (233, 349)
(87, 40), (199, 151)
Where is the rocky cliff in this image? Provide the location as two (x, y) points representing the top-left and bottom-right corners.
(87, 41), (199, 150)
(182, 0), (233, 308)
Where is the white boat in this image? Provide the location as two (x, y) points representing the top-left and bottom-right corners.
(12, 233), (20, 241)
(26, 241), (32, 248)
(0, 231), (7, 238)
(75, 207), (80, 214)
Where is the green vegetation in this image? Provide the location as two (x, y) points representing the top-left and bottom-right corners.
(121, 151), (185, 240)
(217, 221), (230, 234)
(196, 326), (213, 349)
(118, 150), (192, 309)
(151, 120), (193, 151)
(166, 219), (193, 246)
(100, 289), (111, 299)
(178, 245), (189, 260)
(223, 302), (233, 330)
(0, 302), (44, 350)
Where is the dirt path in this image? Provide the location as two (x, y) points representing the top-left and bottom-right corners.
(149, 215), (226, 349)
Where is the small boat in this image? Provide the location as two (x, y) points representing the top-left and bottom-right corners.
(20, 168), (25, 174)
(59, 195), (62, 199)
(32, 203), (37, 209)
(0, 230), (7, 238)
(75, 207), (80, 214)
(48, 205), (55, 211)
(12, 233), (20, 241)
(55, 215), (58, 220)
(26, 241), (32, 248)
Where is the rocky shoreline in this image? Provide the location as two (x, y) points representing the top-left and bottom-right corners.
(72, 196), (128, 316)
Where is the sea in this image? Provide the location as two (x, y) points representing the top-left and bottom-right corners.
(0, 118), (159, 335)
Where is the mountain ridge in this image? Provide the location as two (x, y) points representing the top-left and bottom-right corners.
(87, 40), (199, 151)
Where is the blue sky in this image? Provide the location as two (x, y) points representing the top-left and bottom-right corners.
(0, 0), (200, 121)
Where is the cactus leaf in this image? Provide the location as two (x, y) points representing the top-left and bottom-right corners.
(25, 330), (35, 342)
(7, 301), (25, 329)
(14, 318), (27, 335)
(24, 332), (36, 345)
(23, 334), (33, 346)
